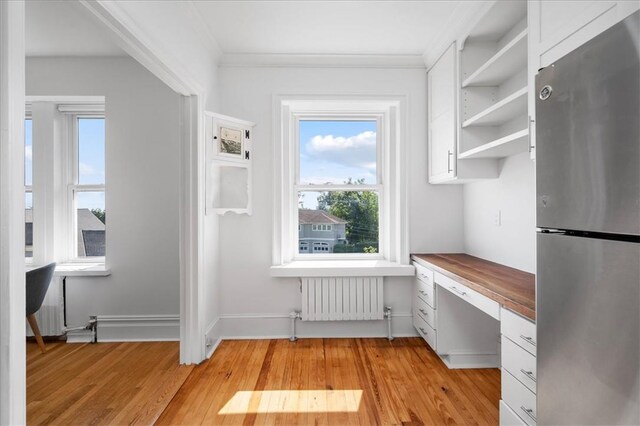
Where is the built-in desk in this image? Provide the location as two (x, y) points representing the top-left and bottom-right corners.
(410, 253), (537, 426)
(411, 254), (535, 320)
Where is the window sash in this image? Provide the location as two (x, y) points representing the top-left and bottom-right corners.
(69, 114), (106, 262)
(294, 115), (384, 259)
(294, 114), (383, 187)
(294, 187), (383, 260)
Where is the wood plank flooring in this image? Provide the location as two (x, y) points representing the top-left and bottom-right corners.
(27, 338), (500, 425)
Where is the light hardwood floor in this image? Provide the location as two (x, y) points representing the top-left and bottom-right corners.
(27, 338), (500, 425)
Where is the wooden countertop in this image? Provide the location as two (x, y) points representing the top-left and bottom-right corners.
(411, 253), (536, 321)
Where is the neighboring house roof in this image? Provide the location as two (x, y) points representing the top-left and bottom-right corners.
(299, 209), (347, 224)
(24, 208), (105, 256)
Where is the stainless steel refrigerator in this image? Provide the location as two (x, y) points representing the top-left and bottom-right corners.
(536, 11), (640, 425)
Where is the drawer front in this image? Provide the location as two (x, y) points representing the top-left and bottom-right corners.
(500, 400), (526, 426)
(416, 277), (436, 308)
(414, 262), (434, 286)
(435, 272), (500, 320)
(414, 296), (436, 329)
(502, 337), (537, 394)
(501, 307), (536, 356)
(414, 312), (437, 350)
(503, 371), (537, 426)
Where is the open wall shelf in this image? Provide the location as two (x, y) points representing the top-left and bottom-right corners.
(462, 87), (527, 128)
(462, 29), (528, 88)
(459, 129), (529, 159)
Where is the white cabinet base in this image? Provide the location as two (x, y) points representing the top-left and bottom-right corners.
(500, 400), (526, 426)
(439, 352), (499, 369)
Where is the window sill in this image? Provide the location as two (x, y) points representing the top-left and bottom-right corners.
(270, 260), (415, 277)
(54, 262), (111, 277)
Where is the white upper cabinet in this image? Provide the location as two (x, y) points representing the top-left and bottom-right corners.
(427, 43), (498, 184)
(528, 0), (640, 159)
(428, 43), (457, 183)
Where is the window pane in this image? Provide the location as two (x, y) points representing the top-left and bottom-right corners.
(25, 118), (32, 186)
(76, 191), (105, 257)
(78, 118), (105, 185)
(298, 190), (379, 254)
(299, 120), (377, 185)
(25, 192), (32, 258)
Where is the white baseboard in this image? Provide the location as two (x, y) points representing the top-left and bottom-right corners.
(220, 312), (417, 340)
(66, 329), (94, 344)
(205, 317), (222, 358)
(96, 315), (179, 342)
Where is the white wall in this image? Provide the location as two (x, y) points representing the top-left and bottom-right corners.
(26, 57), (182, 339)
(217, 65), (464, 338)
(463, 153), (536, 273)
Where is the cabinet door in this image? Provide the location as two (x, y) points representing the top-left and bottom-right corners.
(531, 1), (639, 68)
(528, 1), (639, 161)
(428, 43), (456, 183)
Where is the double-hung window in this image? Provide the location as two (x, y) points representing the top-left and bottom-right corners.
(70, 116), (106, 259)
(296, 118), (382, 258)
(274, 97), (408, 267)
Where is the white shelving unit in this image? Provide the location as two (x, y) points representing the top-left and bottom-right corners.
(462, 87), (528, 127)
(459, 129), (529, 159)
(462, 29), (528, 88)
(457, 1), (531, 162)
(205, 111), (255, 215)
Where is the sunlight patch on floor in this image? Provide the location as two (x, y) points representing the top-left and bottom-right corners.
(218, 390), (363, 414)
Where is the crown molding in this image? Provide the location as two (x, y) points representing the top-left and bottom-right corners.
(219, 53), (426, 69)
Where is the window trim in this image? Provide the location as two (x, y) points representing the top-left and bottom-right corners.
(272, 96), (409, 268)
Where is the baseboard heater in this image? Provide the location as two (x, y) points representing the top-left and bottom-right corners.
(26, 276), (64, 337)
(290, 277), (393, 341)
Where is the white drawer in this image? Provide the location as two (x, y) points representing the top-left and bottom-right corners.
(416, 277), (436, 308)
(414, 296), (436, 329)
(502, 336), (536, 394)
(501, 307), (536, 356)
(502, 371), (537, 426)
(435, 272), (500, 320)
(414, 262), (434, 286)
(500, 400), (526, 426)
(414, 312), (437, 350)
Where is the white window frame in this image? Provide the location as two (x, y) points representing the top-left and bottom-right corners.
(311, 224), (333, 232)
(295, 113), (383, 260)
(273, 96), (409, 266)
(64, 113), (106, 262)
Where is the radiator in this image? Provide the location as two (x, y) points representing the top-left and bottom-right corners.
(301, 277), (384, 321)
(26, 276), (64, 337)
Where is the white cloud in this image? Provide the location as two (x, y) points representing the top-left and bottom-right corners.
(25, 146), (32, 161)
(305, 131), (377, 171)
(79, 162), (95, 175)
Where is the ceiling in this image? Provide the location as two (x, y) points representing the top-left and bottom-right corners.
(192, 1), (462, 55)
(26, 0), (125, 57)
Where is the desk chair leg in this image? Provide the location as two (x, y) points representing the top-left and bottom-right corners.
(27, 314), (46, 354)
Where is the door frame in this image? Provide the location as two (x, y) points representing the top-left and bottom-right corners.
(0, 2), (26, 424)
(79, 1), (207, 365)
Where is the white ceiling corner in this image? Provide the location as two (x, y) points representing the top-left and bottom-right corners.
(26, 0), (126, 57)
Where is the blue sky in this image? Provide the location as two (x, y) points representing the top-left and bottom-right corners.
(77, 118), (105, 210)
(24, 118), (105, 210)
(299, 120), (376, 209)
